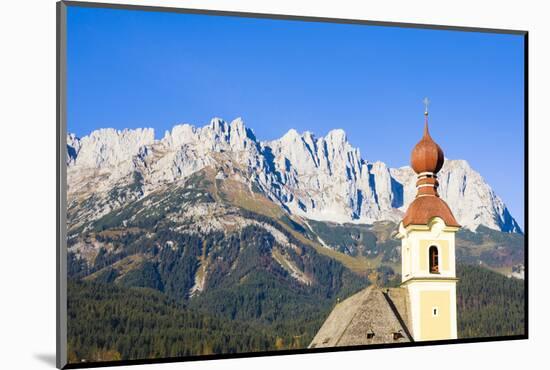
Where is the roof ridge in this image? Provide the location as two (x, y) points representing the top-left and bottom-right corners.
(382, 289), (414, 342)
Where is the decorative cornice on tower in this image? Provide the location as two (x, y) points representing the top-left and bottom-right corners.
(402, 100), (460, 228)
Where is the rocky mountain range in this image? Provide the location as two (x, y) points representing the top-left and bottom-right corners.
(67, 117), (521, 234)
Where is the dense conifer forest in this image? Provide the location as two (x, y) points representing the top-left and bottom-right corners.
(67, 263), (524, 363)
(456, 264), (524, 338)
(67, 280), (279, 362)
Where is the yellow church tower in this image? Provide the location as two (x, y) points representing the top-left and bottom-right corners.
(397, 99), (460, 341)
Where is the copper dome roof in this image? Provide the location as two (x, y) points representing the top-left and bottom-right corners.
(410, 122), (444, 174)
(402, 195), (460, 228)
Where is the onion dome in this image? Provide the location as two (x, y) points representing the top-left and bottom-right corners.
(402, 100), (460, 228)
(410, 119), (444, 174)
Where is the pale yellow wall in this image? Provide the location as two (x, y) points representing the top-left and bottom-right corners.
(398, 219), (458, 341)
(419, 240), (449, 272)
(419, 290), (452, 340)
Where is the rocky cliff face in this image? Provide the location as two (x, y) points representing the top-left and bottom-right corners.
(67, 117), (522, 233)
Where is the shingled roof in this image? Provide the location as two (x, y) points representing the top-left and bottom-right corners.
(309, 286), (413, 348)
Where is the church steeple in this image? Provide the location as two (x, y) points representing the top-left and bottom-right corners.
(397, 99), (460, 342)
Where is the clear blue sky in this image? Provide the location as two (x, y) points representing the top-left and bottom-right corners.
(67, 6), (525, 227)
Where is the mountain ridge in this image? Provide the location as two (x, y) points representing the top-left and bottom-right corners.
(67, 117), (522, 233)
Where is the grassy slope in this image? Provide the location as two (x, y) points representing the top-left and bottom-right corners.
(306, 219), (525, 278)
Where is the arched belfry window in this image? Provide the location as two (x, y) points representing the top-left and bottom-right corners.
(429, 246), (439, 273)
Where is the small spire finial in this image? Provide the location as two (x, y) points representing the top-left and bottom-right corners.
(423, 97), (430, 116)
(422, 97), (430, 137)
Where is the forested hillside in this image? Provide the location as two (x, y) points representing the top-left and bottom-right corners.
(67, 280), (278, 362)
(457, 264), (524, 338)
(67, 263), (524, 363)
